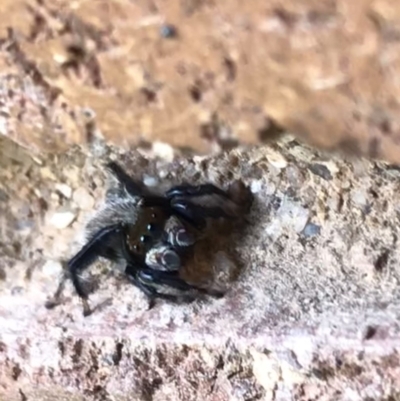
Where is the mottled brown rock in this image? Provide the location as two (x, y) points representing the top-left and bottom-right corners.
(1, 136), (400, 399)
(2, 0), (400, 163)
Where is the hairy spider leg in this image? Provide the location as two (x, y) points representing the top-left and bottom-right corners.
(126, 266), (224, 301)
(124, 265), (190, 307)
(165, 183), (231, 200)
(166, 183), (238, 229)
(106, 161), (144, 197)
(141, 184), (232, 231)
(169, 199), (232, 230)
(67, 223), (124, 315)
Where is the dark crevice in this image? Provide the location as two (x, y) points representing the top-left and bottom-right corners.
(113, 342), (124, 366)
(375, 249), (390, 272)
(364, 325), (378, 340)
(72, 339), (84, 364)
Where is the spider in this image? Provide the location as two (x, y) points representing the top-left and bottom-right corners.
(46, 161), (253, 316)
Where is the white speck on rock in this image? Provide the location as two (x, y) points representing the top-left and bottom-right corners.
(265, 197), (309, 239)
(251, 350), (280, 391)
(279, 198), (309, 233)
(265, 149), (288, 169)
(285, 336), (315, 369)
(42, 260), (63, 278)
(351, 189), (368, 209)
(49, 210), (76, 229)
(0, 116), (7, 135)
(63, 167), (80, 184)
(250, 180), (263, 194)
(55, 183), (72, 199)
(152, 141), (175, 162)
(343, 388), (362, 401)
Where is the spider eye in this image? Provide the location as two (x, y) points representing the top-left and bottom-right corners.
(151, 213), (157, 219)
(140, 235), (151, 244)
(147, 223), (155, 232)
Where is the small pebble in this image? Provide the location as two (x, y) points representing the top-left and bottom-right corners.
(267, 198), (309, 235)
(160, 24), (177, 38)
(40, 167), (57, 181)
(73, 187), (95, 210)
(308, 163), (333, 181)
(302, 222), (321, 238)
(63, 167), (80, 184)
(351, 189), (368, 209)
(55, 183), (72, 199)
(266, 149), (288, 169)
(50, 192), (61, 204)
(49, 210), (76, 229)
(152, 141), (175, 162)
(250, 180), (263, 194)
(42, 260), (63, 277)
(81, 107), (96, 121)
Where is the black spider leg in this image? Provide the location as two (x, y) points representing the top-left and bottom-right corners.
(67, 223), (123, 316)
(106, 161), (144, 197)
(165, 183), (236, 229)
(124, 264), (184, 308)
(135, 268), (223, 305)
(168, 199), (232, 230)
(166, 183), (231, 200)
(44, 260), (69, 310)
(116, 231), (183, 306)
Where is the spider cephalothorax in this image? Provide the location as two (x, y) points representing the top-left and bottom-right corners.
(47, 161), (253, 316)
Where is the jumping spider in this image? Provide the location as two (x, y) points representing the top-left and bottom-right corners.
(46, 161), (253, 316)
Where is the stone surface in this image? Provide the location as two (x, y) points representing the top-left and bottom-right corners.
(1, 136), (400, 399)
(2, 0), (400, 162)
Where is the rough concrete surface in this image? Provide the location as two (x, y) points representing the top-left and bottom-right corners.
(2, 0), (400, 162)
(1, 135), (400, 400)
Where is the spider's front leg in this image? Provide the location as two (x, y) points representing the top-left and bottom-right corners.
(165, 182), (252, 229)
(127, 270), (190, 308)
(106, 161), (144, 198)
(166, 183), (230, 200)
(127, 266), (224, 305)
(46, 223), (124, 316)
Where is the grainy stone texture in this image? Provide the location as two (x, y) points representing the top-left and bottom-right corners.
(2, 0), (400, 162)
(1, 135), (400, 400)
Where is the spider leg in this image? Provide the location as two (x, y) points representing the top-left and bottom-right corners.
(138, 268), (224, 298)
(106, 161), (143, 197)
(67, 223), (123, 316)
(166, 183), (230, 200)
(164, 184), (238, 229)
(130, 274), (190, 307)
(124, 263), (189, 308)
(168, 199), (233, 230)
